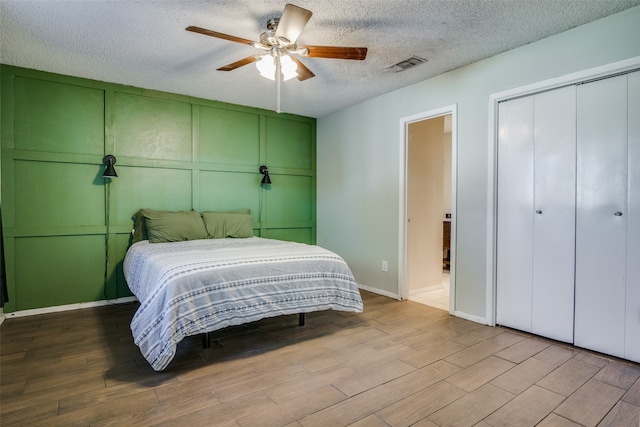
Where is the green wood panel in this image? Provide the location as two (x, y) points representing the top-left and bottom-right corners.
(14, 235), (105, 310)
(116, 233), (134, 298)
(114, 93), (192, 161)
(14, 160), (105, 228)
(199, 170), (260, 223)
(1, 74), (15, 149)
(266, 117), (312, 170)
(262, 228), (313, 244)
(13, 77), (104, 155)
(264, 174), (313, 223)
(199, 107), (260, 166)
(113, 166), (193, 227)
(2, 237), (16, 312)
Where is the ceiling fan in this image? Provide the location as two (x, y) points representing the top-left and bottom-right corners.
(186, 3), (368, 82)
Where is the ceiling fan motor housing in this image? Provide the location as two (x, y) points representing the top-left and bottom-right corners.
(259, 29), (279, 48)
(261, 18), (296, 49)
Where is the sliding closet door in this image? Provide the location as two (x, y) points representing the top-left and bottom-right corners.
(496, 97), (534, 332)
(496, 87), (575, 341)
(625, 71), (640, 362)
(531, 86), (576, 342)
(575, 74), (628, 358)
(498, 70), (638, 362)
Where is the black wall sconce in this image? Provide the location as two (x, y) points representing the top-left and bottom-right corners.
(102, 155), (118, 178)
(259, 165), (271, 184)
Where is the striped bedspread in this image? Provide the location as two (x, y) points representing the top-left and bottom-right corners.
(123, 237), (363, 370)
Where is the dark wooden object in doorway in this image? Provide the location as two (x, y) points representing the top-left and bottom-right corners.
(443, 220), (451, 270)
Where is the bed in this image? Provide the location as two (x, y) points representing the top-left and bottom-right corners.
(123, 234), (363, 371)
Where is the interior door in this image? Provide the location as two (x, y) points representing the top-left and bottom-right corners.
(575, 74), (628, 358)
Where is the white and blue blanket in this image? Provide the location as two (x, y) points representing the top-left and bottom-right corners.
(123, 237), (363, 370)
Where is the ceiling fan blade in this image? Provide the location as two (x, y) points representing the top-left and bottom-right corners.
(275, 4), (312, 45)
(290, 56), (315, 81)
(301, 46), (368, 60)
(217, 56), (259, 71)
(186, 26), (256, 46)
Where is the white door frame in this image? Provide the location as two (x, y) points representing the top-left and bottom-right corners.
(399, 104), (457, 313)
(486, 56), (640, 326)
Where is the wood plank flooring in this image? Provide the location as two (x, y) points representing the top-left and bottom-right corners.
(1, 291), (639, 426)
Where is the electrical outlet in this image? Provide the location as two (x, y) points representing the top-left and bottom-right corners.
(382, 261), (388, 272)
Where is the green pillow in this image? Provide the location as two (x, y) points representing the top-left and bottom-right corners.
(201, 212), (254, 238)
(132, 209), (152, 243)
(205, 208), (251, 215)
(143, 210), (208, 243)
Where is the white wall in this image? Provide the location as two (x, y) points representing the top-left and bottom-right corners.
(317, 6), (640, 320)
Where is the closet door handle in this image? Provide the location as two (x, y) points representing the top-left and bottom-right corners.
(614, 211), (623, 216)
(535, 210), (542, 214)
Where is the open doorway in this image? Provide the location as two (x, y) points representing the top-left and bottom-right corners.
(399, 107), (456, 312)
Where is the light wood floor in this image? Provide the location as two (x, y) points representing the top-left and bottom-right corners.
(1, 291), (639, 426)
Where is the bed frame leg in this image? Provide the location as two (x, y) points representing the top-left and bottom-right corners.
(202, 332), (210, 349)
(299, 313), (305, 326)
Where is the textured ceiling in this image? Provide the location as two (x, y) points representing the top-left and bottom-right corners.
(1, 0), (639, 118)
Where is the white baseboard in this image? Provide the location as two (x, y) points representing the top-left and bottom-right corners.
(0, 308), (5, 326)
(357, 283), (401, 300)
(4, 296), (138, 319)
(453, 310), (489, 325)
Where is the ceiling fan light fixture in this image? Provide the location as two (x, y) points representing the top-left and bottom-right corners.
(280, 54), (298, 81)
(256, 54), (298, 81)
(256, 55), (276, 80)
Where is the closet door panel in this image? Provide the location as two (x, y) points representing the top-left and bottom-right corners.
(496, 97), (534, 332)
(531, 86), (576, 343)
(626, 71), (640, 362)
(575, 75), (628, 358)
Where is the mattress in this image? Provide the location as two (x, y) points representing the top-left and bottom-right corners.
(123, 237), (363, 370)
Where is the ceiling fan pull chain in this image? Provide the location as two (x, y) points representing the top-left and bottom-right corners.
(276, 56), (282, 113)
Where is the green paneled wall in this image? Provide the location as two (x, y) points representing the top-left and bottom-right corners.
(113, 93), (192, 161)
(1, 65), (316, 313)
(14, 77), (105, 155)
(199, 106), (261, 166)
(15, 235), (106, 308)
